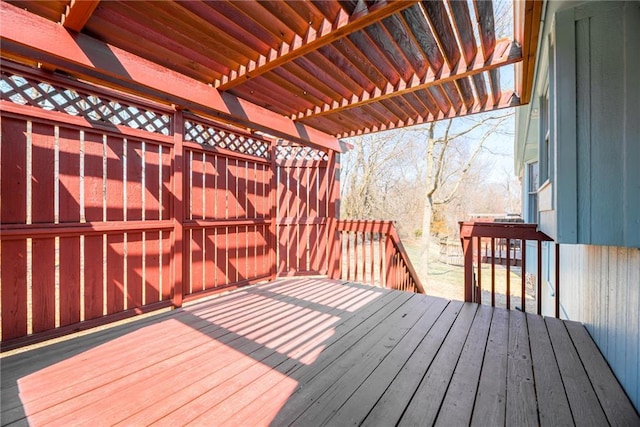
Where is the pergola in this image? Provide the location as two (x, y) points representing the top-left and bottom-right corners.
(0, 0), (542, 348)
(2, 0), (541, 142)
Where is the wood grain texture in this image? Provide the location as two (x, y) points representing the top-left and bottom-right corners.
(2, 279), (636, 425)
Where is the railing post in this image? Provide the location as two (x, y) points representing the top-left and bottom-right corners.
(268, 142), (278, 280)
(171, 109), (184, 308)
(385, 228), (395, 290)
(327, 151), (341, 279)
(462, 236), (474, 302)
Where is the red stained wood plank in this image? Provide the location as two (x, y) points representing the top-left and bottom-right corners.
(31, 122), (55, 224)
(126, 140), (143, 221)
(144, 143), (160, 221)
(190, 229), (204, 294)
(227, 158), (238, 219)
(422, 0), (461, 68)
(160, 146), (171, 220)
(228, 226), (239, 283)
(473, 0), (496, 61)
(189, 150), (204, 220)
(83, 132), (104, 222)
(204, 154), (216, 219)
(237, 160), (247, 218)
(126, 232), (143, 309)
(236, 225), (247, 281)
(106, 136), (124, 222)
(447, 0), (478, 67)
(215, 155), (227, 219)
(83, 235), (104, 320)
(58, 127), (81, 223)
(246, 162), (256, 218)
(31, 238), (56, 333)
(144, 231), (160, 304)
(1, 240), (28, 340)
(106, 234), (125, 314)
(1, 117), (27, 224)
(160, 231), (172, 300)
(204, 228), (216, 290)
(216, 228), (228, 286)
(59, 236), (81, 327)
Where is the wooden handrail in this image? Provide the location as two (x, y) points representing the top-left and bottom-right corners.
(332, 220), (425, 294)
(459, 221), (559, 317)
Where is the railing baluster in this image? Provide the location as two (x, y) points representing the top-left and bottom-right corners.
(491, 237), (496, 307)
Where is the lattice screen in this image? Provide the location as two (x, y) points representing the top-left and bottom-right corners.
(0, 71), (171, 135)
(275, 145), (329, 161)
(184, 118), (270, 159)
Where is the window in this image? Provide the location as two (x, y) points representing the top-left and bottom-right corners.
(527, 162), (539, 223)
(539, 94), (551, 184)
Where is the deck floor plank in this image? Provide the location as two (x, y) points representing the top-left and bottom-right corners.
(526, 313), (573, 427)
(324, 297), (450, 427)
(506, 310), (538, 426)
(360, 300), (464, 427)
(564, 319), (640, 426)
(398, 303), (478, 426)
(546, 316), (610, 427)
(2, 278), (637, 427)
(470, 307), (510, 426)
(435, 304), (493, 426)
(291, 296), (442, 426)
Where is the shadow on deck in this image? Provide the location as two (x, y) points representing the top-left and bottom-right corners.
(1, 278), (638, 426)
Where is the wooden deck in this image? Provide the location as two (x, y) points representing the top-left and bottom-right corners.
(1, 278), (638, 426)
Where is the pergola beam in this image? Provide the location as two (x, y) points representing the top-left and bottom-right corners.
(0, 1), (340, 152)
(299, 38), (521, 120)
(215, 0), (419, 91)
(61, 0), (100, 32)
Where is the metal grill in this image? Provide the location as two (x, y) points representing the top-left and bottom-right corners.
(0, 71), (171, 135)
(276, 145), (329, 161)
(184, 119), (270, 159)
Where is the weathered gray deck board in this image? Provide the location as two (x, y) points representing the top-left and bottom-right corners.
(527, 313), (573, 427)
(506, 310), (537, 426)
(470, 306), (510, 426)
(1, 278), (638, 427)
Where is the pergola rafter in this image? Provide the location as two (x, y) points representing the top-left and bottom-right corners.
(2, 0), (542, 144)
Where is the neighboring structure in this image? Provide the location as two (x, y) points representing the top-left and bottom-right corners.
(515, 0), (639, 410)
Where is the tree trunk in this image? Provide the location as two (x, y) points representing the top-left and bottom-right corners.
(419, 124), (436, 277)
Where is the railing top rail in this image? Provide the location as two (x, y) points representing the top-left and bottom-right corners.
(459, 221), (553, 241)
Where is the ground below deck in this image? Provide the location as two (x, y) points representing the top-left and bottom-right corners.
(1, 278), (638, 426)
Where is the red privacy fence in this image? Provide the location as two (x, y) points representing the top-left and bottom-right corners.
(0, 63), (337, 349)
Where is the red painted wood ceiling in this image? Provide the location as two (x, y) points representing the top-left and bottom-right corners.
(7, 0), (525, 138)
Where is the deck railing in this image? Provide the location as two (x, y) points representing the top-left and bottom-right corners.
(459, 221), (560, 317)
(331, 220), (425, 294)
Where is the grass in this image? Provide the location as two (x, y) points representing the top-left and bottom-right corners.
(402, 238), (534, 311)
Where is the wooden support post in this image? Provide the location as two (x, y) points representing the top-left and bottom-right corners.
(385, 233), (395, 290)
(268, 142), (278, 280)
(327, 151), (341, 279)
(537, 240), (542, 315)
(491, 238), (496, 307)
(171, 110), (184, 307)
(462, 236), (474, 302)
